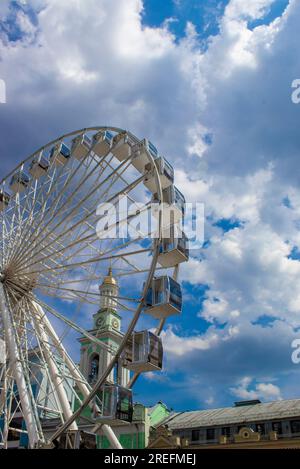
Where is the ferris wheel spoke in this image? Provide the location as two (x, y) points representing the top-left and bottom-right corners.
(11, 168), (126, 276)
(5, 195), (23, 265)
(0, 285), (45, 447)
(50, 241), (161, 443)
(5, 292), (99, 421)
(33, 284), (140, 303)
(1, 214), (10, 266)
(48, 153), (133, 244)
(104, 158), (145, 213)
(25, 322), (74, 423)
(6, 160), (73, 267)
(38, 290), (99, 305)
(12, 154), (134, 273)
(113, 299), (137, 313)
(38, 149), (126, 246)
(14, 220), (100, 274)
(28, 152), (115, 255)
(50, 152), (116, 225)
(14, 173), (146, 278)
(57, 262), (101, 344)
(115, 265), (165, 277)
(16, 203), (151, 275)
(7, 177), (40, 265)
(32, 296), (119, 356)
(33, 303), (94, 390)
(9, 146), (103, 269)
(21, 247), (152, 278)
(27, 301), (78, 431)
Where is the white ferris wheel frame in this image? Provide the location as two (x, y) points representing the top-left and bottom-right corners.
(0, 126), (180, 449)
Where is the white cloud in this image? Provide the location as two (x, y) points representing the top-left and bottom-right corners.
(205, 396), (214, 405)
(225, 0), (275, 21)
(230, 376), (282, 401)
(1, 0), (300, 407)
(161, 327), (219, 357)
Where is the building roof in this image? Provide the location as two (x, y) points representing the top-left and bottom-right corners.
(148, 401), (171, 427)
(160, 399), (300, 430)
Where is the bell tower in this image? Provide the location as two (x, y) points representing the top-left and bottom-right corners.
(93, 267), (121, 333)
(78, 268), (130, 387)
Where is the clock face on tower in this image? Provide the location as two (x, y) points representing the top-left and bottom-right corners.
(96, 317), (105, 329)
(111, 319), (119, 330)
(95, 315), (119, 331)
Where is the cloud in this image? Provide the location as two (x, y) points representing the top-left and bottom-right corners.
(161, 326), (219, 357)
(230, 376), (282, 401)
(225, 0), (275, 21)
(0, 0), (203, 179)
(1, 0), (300, 409)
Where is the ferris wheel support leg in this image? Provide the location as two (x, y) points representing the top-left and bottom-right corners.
(32, 304), (78, 433)
(33, 302), (122, 450)
(100, 425), (123, 450)
(0, 364), (8, 449)
(0, 283), (42, 449)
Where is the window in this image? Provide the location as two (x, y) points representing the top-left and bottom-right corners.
(272, 421), (282, 435)
(291, 421), (300, 434)
(169, 277), (182, 309)
(255, 423), (265, 435)
(222, 427), (231, 437)
(8, 418), (22, 442)
(163, 159), (174, 180)
(191, 430), (200, 442)
(206, 428), (215, 441)
(89, 354), (99, 383)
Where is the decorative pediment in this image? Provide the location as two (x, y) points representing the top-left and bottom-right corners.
(148, 425), (181, 449)
(234, 427), (261, 443)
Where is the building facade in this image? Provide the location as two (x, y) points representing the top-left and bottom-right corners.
(149, 399), (300, 449)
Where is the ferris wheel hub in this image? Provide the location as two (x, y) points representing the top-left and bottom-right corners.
(0, 263), (37, 298)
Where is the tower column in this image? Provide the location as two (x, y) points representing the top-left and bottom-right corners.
(79, 268), (129, 386)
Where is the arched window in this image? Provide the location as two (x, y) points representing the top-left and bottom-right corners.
(89, 354), (99, 384)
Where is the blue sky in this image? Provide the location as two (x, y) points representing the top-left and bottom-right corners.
(142, 0), (290, 40)
(1, 0), (300, 412)
(142, 0), (227, 41)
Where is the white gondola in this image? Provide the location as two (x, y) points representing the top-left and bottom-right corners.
(71, 134), (92, 160)
(152, 185), (185, 228)
(131, 138), (159, 173)
(49, 143), (71, 166)
(94, 385), (133, 425)
(10, 171), (30, 194)
(111, 132), (132, 162)
(158, 231), (189, 268)
(92, 130), (113, 157)
(124, 331), (163, 373)
(144, 276), (182, 319)
(29, 154), (49, 179)
(144, 156), (174, 193)
(0, 190), (10, 211)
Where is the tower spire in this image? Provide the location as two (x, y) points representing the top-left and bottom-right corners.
(98, 267), (119, 314)
(102, 266), (117, 287)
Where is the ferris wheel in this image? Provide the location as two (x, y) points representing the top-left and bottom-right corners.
(0, 126), (189, 449)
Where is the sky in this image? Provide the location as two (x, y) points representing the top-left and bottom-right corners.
(1, 0), (300, 412)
